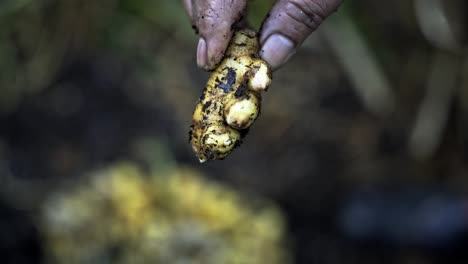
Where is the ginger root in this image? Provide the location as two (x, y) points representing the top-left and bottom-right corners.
(189, 29), (272, 162)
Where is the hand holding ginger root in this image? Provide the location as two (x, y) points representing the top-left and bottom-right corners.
(186, 0), (343, 162)
(190, 29), (271, 162)
(184, 0), (343, 71)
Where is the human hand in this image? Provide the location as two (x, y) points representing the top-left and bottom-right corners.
(183, 0), (343, 71)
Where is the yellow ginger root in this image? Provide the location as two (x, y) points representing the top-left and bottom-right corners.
(190, 29), (272, 162)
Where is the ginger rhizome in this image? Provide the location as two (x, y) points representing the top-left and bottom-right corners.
(190, 29), (272, 162)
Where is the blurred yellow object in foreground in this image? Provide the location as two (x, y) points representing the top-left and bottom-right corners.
(41, 163), (290, 264)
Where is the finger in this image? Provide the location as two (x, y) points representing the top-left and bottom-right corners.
(185, 0), (248, 71)
(259, 0), (343, 70)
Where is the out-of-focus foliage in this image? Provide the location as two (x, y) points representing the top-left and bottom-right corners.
(246, 0), (274, 29)
(41, 163), (290, 264)
(0, 0), (193, 114)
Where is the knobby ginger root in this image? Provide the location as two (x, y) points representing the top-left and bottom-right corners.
(189, 29), (272, 162)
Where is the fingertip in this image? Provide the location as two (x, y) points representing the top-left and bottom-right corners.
(258, 0), (344, 69)
(197, 36), (223, 71)
(259, 34), (296, 70)
(189, 0), (248, 70)
(201, 30), (233, 70)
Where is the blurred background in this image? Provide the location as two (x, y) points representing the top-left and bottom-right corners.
(1, 0), (468, 263)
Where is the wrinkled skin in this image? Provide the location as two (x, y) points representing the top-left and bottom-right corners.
(190, 29), (272, 162)
(184, 0), (343, 70)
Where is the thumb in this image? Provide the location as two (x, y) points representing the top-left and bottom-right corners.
(184, 0), (248, 71)
(259, 0), (343, 70)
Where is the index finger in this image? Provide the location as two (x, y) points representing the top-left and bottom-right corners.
(184, 0), (248, 71)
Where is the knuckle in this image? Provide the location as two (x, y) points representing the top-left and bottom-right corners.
(289, 0), (329, 21)
(285, 1), (323, 31)
(195, 0), (244, 35)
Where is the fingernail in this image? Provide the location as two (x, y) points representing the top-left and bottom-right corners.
(260, 34), (295, 70)
(197, 38), (207, 68)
